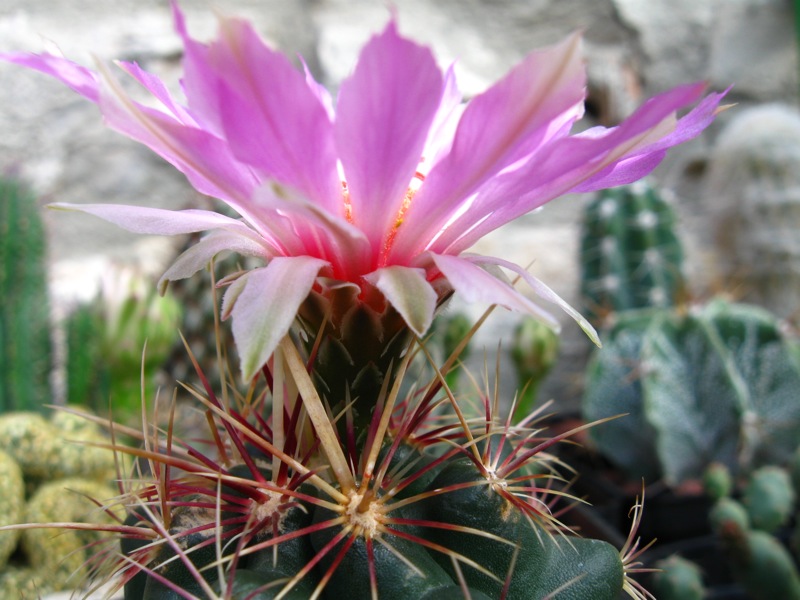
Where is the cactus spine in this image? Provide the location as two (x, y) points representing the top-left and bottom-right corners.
(0, 177), (52, 412)
(580, 180), (685, 324)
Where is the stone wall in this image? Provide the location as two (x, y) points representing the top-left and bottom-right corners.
(0, 0), (797, 411)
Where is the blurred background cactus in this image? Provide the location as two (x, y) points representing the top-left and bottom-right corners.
(510, 316), (560, 421)
(580, 180), (686, 326)
(705, 103), (800, 324)
(64, 267), (181, 421)
(583, 299), (800, 485)
(0, 408), (121, 596)
(0, 176), (52, 413)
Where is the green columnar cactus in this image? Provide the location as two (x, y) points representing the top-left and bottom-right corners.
(580, 181), (685, 325)
(509, 316), (560, 421)
(0, 176), (51, 412)
(584, 299), (800, 484)
(706, 104), (800, 322)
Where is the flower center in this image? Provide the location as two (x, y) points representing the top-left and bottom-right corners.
(379, 170), (425, 265)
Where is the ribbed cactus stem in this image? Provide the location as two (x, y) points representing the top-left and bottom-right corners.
(0, 177), (52, 412)
(580, 181), (685, 324)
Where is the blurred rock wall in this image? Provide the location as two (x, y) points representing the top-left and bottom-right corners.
(0, 0), (797, 410)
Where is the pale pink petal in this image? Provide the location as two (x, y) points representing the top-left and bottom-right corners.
(570, 87), (730, 193)
(210, 16), (341, 214)
(390, 32), (586, 262)
(48, 202), (257, 236)
(157, 229), (271, 294)
(465, 254), (600, 346)
(364, 266), (437, 336)
(438, 82), (716, 254)
(429, 253), (560, 329)
(335, 20), (443, 251)
(222, 257), (328, 380)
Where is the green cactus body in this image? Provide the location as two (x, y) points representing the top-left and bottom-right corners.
(310, 501), (453, 600)
(141, 498), (224, 599)
(421, 458), (625, 600)
(742, 466), (796, 533)
(0, 177), (51, 412)
(580, 181), (685, 324)
(703, 462), (734, 501)
(0, 449), (24, 567)
(584, 299), (800, 484)
(651, 555), (705, 600)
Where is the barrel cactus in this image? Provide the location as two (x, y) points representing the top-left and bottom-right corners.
(584, 299), (800, 484)
(580, 181), (686, 325)
(0, 176), (52, 412)
(98, 351), (652, 600)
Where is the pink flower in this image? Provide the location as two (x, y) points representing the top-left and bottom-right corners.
(1, 4), (727, 380)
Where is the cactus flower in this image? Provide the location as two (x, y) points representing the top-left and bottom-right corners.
(1, 3), (727, 380)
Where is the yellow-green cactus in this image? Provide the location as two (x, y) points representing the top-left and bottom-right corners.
(23, 478), (121, 591)
(0, 412), (60, 479)
(0, 566), (53, 599)
(0, 449), (24, 567)
(0, 411), (118, 485)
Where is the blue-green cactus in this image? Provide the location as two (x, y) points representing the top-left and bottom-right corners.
(584, 299), (800, 484)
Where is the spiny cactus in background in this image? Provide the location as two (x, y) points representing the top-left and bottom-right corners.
(580, 180), (686, 325)
(0, 408), (122, 594)
(64, 267), (181, 420)
(510, 316), (560, 422)
(651, 555), (705, 600)
(702, 462), (800, 600)
(584, 299), (800, 485)
(0, 176), (52, 412)
(706, 103), (800, 323)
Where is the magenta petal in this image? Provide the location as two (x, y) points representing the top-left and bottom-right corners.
(0, 51), (100, 102)
(335, 20), (443, 251)
(210, 17), (341, 215)
(364, 266), (437, 336)
(223, 257), (328, 381)
(429, 253), (560, 328)
(439, 82), (714, 254)
(390, 32), (586, 262)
